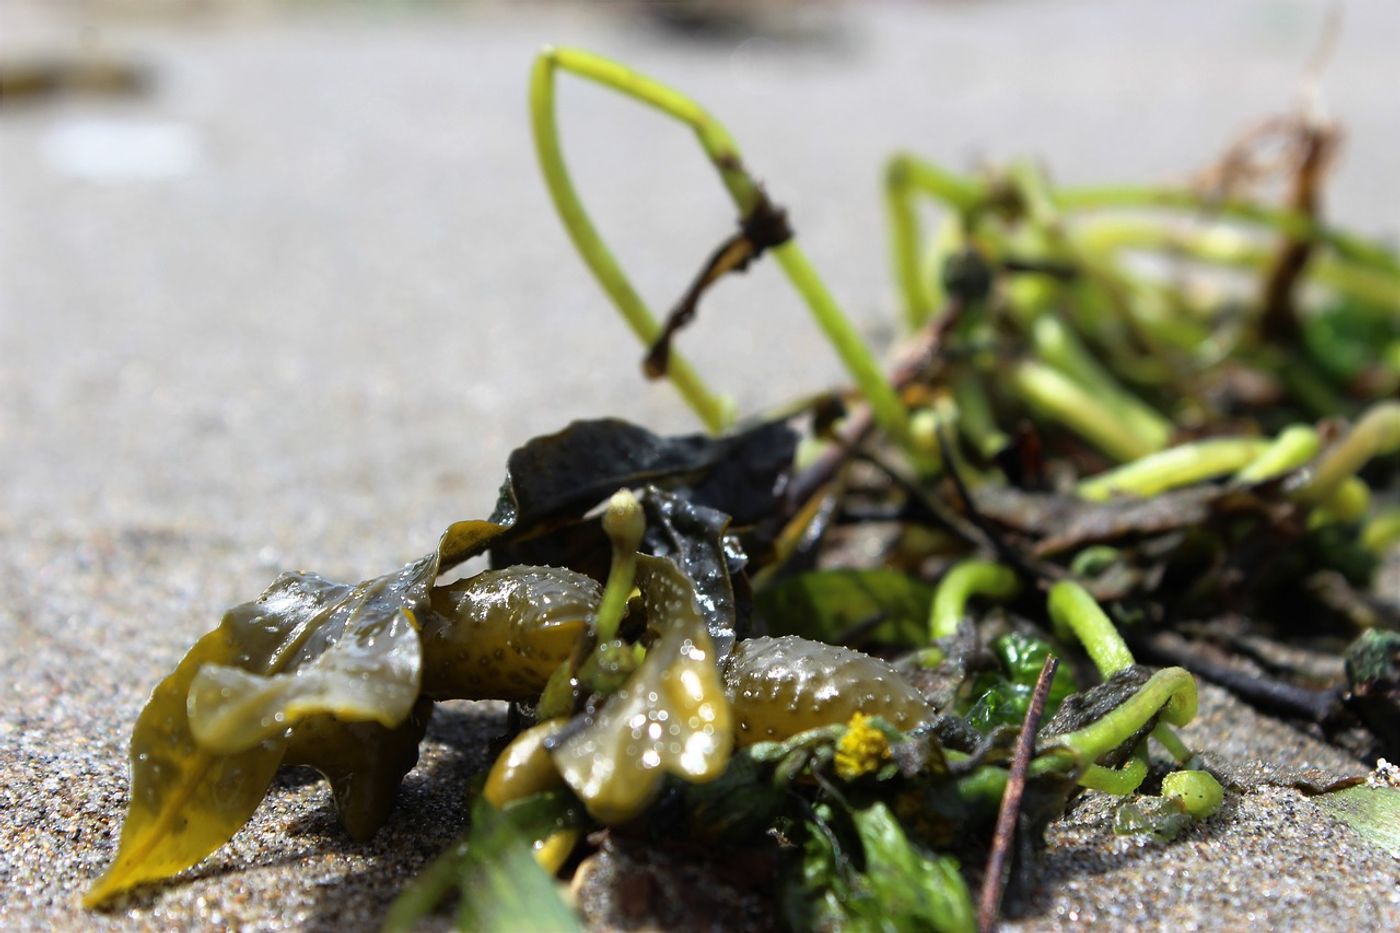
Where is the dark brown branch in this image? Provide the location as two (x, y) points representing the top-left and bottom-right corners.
(1258, 119), (1338, 342)
(644, 192), (793, 378)
(1128, 630), (1342, 724)
(978, 654), (1059, 933)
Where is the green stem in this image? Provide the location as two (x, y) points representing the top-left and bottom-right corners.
(530, 48), (733, 432)
(1011, 360), (1159, 462)
(950, 369), (1010, 460)
(1151, 724), (1195, 765)
(929, 560), (1020, 640)
(1234, 424), (1320, 483)
(1055, 184), (1400, 274)
(885, 157), (931, 331)
(1032, 315), (1173, 453)
(534, 47), (917, 460)
(1008, 159), (1061, 229)
(1362, 507), (1400, 554)
(1076, 218), (1400, 310)
(955, 764), (1009, 812)
(883, 154), (986, 330)
(1079, 755), (1149, 795)
(594, 490), (644, 643)
(1044, 667), (1198, 762)
(1047, 581), (1134, 677)
(1294, 401), (1400, 506)
(1077, 436), (1272, 501)
(770, 241), (923, 462)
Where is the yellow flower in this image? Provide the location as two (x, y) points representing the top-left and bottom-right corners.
(834, 712), (892, 781)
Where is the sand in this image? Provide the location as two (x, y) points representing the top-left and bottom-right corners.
(3, 1), (1398, 929)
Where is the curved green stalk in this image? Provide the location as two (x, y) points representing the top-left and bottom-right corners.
(1047, 581), (1134, 677)
(1077, 436), (1272, 501)
(1079, 755), (1149, 795)
(534, 47), (916, 458)
(1011, 360), (1160, 462)
(1234, 424), (1320, 483)
(884, 154), (986, 329)
(530, 49), (732, 432)
(929, 560), (1020, 639)
(1309, 476), (1371, 526)
(1293, 401), (1400, 506)
(1054, 184), (1400, 275)
(1042, 667), (1198, 763)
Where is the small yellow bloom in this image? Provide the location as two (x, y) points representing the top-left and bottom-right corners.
(834, 712), (892, 781)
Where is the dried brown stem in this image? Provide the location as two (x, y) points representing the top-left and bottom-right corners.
(644, 193), (793, 378)
(978, 654), (1060, 933)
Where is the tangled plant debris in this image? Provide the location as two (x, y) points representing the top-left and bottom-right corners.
(86, 48), (1400, 931)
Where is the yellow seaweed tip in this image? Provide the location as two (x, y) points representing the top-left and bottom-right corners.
(834, 712), (892, 781)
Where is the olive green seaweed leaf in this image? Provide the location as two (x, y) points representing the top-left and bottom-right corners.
(186, 607), (422, 754)
(83, 627), (289, 908)
(86, 556), (439, 907)
(550, 555), (734, 822)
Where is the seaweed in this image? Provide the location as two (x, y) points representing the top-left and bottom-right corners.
(84, 43), (1400, 932)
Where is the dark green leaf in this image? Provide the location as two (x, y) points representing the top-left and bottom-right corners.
(680, 748), (791, 843)
(1303, 300), (1400, 382)
(849, 802), (975, 933)
(641, 487), (741, 658)
(439, 417), (795, 572)
(991, 633), (1076, 701)
(783, 802), (974, 933)
(385, 792), (585, 933)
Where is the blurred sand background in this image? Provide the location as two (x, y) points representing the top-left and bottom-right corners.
(3, 1), (1398, 929)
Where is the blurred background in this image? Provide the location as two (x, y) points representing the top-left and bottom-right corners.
(3, 0), (1398, 579)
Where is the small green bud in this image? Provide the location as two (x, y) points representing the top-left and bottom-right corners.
(1161, 769), (1224, 819)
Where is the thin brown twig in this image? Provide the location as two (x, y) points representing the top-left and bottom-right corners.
(978, 654), (1059, 933)
(644, 192), (793, 378)
(1258, 116), (1338, 342)
(1127, 630), (1341, 724)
